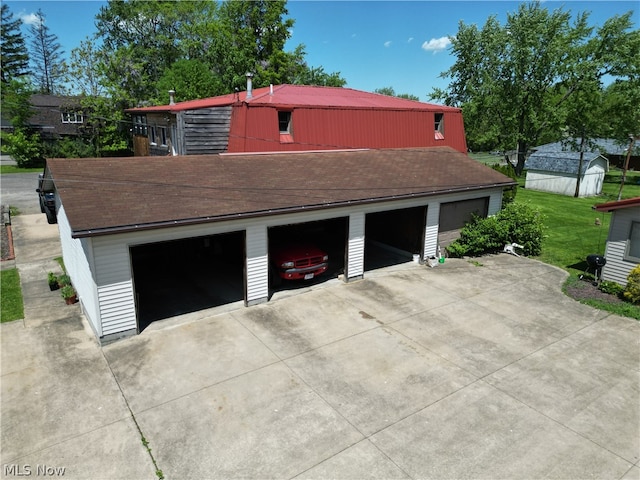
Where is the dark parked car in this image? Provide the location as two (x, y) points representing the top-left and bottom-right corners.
(36, 173), (57, 224)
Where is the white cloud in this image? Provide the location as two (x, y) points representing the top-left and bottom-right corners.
(384, 40), (392, 48)
(421, 36), (451, 53)
(21, 12), (41, 26)
(408, 37), (414, 43)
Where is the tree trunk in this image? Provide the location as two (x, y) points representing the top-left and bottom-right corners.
(515, 140), (528, 176)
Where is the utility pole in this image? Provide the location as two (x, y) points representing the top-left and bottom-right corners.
(574, 131), (585, 198)
(617, 135), (638, 201)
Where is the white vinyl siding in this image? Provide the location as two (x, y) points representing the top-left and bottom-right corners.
(59, 187), (505, 340)
(92, 237), (137, 336)
(424, 203), (440, 258)
(488, 190), (503, 216)
(57, 206), (101, 336)
(246, 225), (268, 305)
(601, 208), (640, 286)
(346, 212), (365, 280)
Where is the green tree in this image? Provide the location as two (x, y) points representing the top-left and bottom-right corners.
(95, 0), (214, 103)
(431, 2), (639, 174)
(0, 79), (34, 128)
(153, 59), (223, 103)
(28, 9), (66, 94)
(374, 87), (419, 101)
(68, 37), (104, 97)
(1, 4), (30, 83)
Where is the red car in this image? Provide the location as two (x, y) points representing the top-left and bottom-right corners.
(270, 243), (329, 283)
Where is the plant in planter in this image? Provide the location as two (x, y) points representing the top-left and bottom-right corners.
(57, 274), (71, 288)
(47, 272), (59, 291)
(60, 285), (77, 305)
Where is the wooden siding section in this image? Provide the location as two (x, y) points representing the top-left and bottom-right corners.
(602, 208), (640, 285)
(228, 105), (467, 153)
(182, 106), (232, 155)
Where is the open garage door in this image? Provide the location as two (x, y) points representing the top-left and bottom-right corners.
(130, 231), (245, 332)
(438, 197), (489, 248)
(365, 206), (426, 271)
(268, 217), (347, 292)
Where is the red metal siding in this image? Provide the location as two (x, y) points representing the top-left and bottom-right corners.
(227, 105), (467, 153)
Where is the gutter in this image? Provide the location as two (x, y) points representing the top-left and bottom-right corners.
(70, 181), (516, 239)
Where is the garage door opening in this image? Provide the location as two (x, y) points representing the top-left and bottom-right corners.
(268, 217), (347, 293)
(130, 231), (245, 332)
(365, 206), (426, 271)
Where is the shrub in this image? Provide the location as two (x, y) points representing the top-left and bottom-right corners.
(623, 265), (640, 304)
(599, 280), (624, 297)
(0, 129), (45, 167)
(447, 202), (545, 258)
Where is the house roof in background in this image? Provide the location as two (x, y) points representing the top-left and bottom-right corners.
(125, 84), (459, 114)
(593, 196), (640, 212)
(525, 151), (608, 175)
(46, 147), (514, 238)
(533, 138), (633, 157)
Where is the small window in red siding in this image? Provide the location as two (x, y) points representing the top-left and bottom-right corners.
(278, 110), (293, 143)
(435, 113), (444, 140)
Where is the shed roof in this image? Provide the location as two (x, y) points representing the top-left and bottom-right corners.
(46, 147), (514, 238)
(126, 84), (459, 113)
(533, 138), (633, 157)
(525, 151), (608, 175)
(593, 197), (640, 212)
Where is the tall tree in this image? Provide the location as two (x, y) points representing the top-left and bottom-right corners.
(29, 9), (66, 94)
(431, 2), (639, 174)
(68, 37), (104, 97)
(375, 87), (419, 101)
(1, 4), (30, 83)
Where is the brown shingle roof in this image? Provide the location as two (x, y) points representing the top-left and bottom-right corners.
(46, 147), (515, 237)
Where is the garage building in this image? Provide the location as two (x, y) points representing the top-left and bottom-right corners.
(44, 147), (515, 343)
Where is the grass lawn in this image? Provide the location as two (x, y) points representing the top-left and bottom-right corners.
(1, 268), (24, 322)
(0, 165), (44, 174)
(512, 169), (640, 319)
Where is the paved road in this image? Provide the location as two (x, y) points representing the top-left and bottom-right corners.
(0, 171), (42, 215)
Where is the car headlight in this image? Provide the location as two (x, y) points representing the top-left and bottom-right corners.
(322, 255), (329, 261)
(281, 261), (294, 268)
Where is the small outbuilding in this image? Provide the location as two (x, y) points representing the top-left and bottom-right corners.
(594, 197), (640, 286)
(43, 147), (514, 343)
(524, 151), (608, 197)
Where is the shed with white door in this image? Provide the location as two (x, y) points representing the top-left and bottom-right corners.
(44, 147), (514, 343)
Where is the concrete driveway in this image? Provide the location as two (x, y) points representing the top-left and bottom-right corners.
(1, 214), (639, 479)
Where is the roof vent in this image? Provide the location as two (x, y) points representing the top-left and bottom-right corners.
(270, 84), (273, 96)
(169, 90), (175, 105)
(246, 72), (254, 99)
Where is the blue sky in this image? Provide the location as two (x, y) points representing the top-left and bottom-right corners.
(5, 0), (639, 101)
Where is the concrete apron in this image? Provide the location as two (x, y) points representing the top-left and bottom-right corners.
(1, 214), (157, 478)
(1, 213), (639, 479)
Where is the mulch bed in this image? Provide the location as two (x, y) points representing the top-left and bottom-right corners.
(564, 276), (627, 305)
(1, 205), (14, 261)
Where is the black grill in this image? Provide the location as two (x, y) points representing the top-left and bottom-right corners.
(580, 254), (607, 285)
